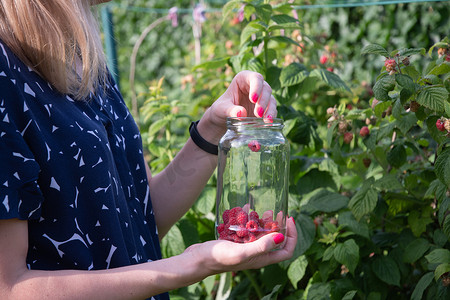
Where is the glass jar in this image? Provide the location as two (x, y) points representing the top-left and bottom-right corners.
(215, 117), (290, 246)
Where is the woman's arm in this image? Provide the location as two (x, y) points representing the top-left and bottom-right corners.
(0, 217), (296, 299)
(148, 71), (277, 237)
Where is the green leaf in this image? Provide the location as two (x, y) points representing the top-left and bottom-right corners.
(309, 69), (351, 92)
(403, 238), (430, 263)
(387, 144), (407, 169)
(261, 284), (282, 300)
(411, 272), (434, 300)
(240, 21), (265, 45)
(408, 210), (433, 237)
(435, 263), (450, 281)
(361, 44), (390, 57)
(222, 0), (242, 23)
(342, 291), (357, 300)
(416, 86), (449, 113)
(192, 56), (229, 70)
(349, 181), (378, 221)
(301, 188), (349, 214)
(373, 174), (403, 191)
(428, 61), (450, 76)
(338, 211), (370, 239)
(435, 147), (450, 189)
(334, 239), (359, 274)
(425, 248), (450, 264)
(268, 22), (302, 31)
(161, 224), (185, 257)
(149, 118), (169, 136)
(254, 4), (272, 23)
(373, 75), (396, 101)
(394, 113), (418, 135)
(268, 35), (300, 47)
(444, 214), (450, 240)
(372, 256), (401, 286)
(287, 255), (308, 288)
(395, 73), (416, 94)
(280, 63), (309, 87)
(398, 47), (426, 57)
(271, 14), (299, 24)
(295, 213), (316, 255)
(194, 187), (215, 215)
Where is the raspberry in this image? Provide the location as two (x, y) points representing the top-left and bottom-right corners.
(437, 47), (448, 57)
(264, 221), (280, 233)
(436, 119), (446, 132)
(409, 101), (420, 112)
(359, 126), (370, 137)
(320, 54), (328, 64)
(232, 235), (244, 243)
(343, 132), (353, 144)
(217, 223), (225, 234)
(384, 58), (397, 73)
(228, 217), (238, 226)
(244, 233), (257, 243)
(236, 227), (248, 238)
(248, 140), (261, 152)
(222, 210), (230, 224)
(326, 107), (336, 115)
(246, 220), (259, 232)
(338, 121), (348, 134)
(229, 207), (242, 219)
(444, 119), (450, 132)
(236, 211), (248, 226)
(363, 158), (371, 168)
(249, 211), (259, 221)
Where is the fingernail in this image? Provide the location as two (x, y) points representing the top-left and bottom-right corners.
(251, 93), (258, 103)
(266, 114), (273, 123)
(257, 107), (264, 117)
(273, 233), (285, 245)
(236, 110), (242, 118)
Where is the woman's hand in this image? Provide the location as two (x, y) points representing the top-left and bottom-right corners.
(198, 71), (277, 144)
(183, 216), (297, 274)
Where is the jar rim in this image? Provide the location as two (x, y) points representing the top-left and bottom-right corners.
(226, 117), (284, 127)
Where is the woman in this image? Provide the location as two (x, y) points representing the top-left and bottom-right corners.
(0, 1), (297, 299)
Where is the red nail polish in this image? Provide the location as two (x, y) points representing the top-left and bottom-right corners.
(251, 93), (258, 103)
(273, 233), (285, 245)
(257, 107), (264, 117)
(291, 217), (295, 225)
(236, 110), (242, 118)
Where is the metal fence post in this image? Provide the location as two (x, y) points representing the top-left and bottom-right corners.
(101, 5), (120, 90)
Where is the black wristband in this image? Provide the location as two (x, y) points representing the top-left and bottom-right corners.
(189, 120), (219, 155)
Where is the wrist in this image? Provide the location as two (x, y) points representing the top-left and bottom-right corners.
(197, 109), (226, 145)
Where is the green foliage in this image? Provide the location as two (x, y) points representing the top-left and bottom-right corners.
(118, 0), (450, 298)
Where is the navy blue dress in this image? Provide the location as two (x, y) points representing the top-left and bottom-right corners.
(0, 40), (169, 300)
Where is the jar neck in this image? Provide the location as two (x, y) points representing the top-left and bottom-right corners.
(226, 117), (284, 131)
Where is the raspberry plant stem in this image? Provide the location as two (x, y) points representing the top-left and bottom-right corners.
(242, 270), (263, 299)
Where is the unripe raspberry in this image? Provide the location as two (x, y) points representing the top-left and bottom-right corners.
(384, 58), (397, 73)
(343, 132), (353, 144)
(371, 98), (379, 110)
(327, 107), (336, 115)
(320, 54), (328, 64)
(438, 47), (448, 57)
(444, 119), (450, 132)
(409, 101), (420, 112)
(359, 126), (370, 137)
(338, 121), (348, 134)
(436, 119), (446, 132)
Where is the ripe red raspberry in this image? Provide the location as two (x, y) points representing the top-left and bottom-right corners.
(222, 210), (230, 224)
(233, 235), (244, 243)
(343, 132), (353, 144)
(320, 54), (328, 64)
(229, 207), (242, 219)
(236, 227), (248, 238)
(248, 140), (261, 152)
(246, 220), (259, 232)
(228, 217), (238, 226)
(264, 221), (280, 233)
(384, 58), (397, 73)
(359, 126), (370, 137)
(236, 211), (248, 226)
(244, 233), (257, 243)
(249, 211), (259, 221)
(436, 119), (446, 132)
(217, 223), (225, 234)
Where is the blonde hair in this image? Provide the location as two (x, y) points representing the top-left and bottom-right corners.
(0, 0), (107, 100)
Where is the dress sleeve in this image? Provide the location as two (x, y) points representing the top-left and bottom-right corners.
(0, 61), (44, 220)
